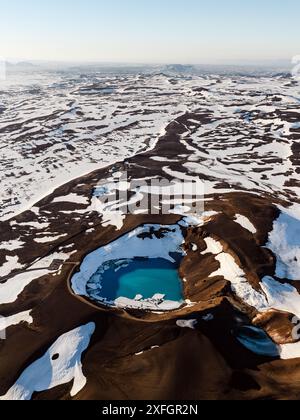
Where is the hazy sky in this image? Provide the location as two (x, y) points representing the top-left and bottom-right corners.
(1, 0), (300, 64)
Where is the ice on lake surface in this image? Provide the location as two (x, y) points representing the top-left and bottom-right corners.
(86, 254), (184, 305)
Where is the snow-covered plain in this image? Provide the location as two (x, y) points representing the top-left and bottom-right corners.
(0, 72), (197, 221)
(1, 71), (299, 222)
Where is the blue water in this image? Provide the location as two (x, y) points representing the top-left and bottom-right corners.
(235, 326), (279, 358)
(87, 254), (183, 303)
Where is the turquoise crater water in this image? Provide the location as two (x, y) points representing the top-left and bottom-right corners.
(86, 253), (184, 305)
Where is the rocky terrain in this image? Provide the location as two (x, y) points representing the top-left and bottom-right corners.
(0, 69), (300, 400)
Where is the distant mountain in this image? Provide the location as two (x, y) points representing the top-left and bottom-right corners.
(6, 61), (40, 72)
(164, 64), (195, 74)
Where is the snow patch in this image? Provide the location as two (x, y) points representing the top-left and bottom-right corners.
(267, 211), (300, 281)
(209, 245), (268, 310)
(0, 240), (25, 251)
(176, 319), (198, 329)
(0, 256), (23, 277)
(0, 310), (33, 339)
(52, 193), (89, 205)
(115, 295), (182, 311)
(34, 234), (68, 244)
(0, 269), (49, 305)
(235, 214), (257, 234)
(261, 276), (300, 319)
(280, 342), (300, 360)
(202, 237), (223, 255)
(0, 251), (75, 305)
(0, 323), (95, 400)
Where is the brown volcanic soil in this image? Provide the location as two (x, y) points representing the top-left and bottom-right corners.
(0, 110), (300, 401)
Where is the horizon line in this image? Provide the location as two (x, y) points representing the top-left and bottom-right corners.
(4, 57), (294, 68)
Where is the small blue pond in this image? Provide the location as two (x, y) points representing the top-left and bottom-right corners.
(235, 326), (279, 358)
(86, 253), (184, 304)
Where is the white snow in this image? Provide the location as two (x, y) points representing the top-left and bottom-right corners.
(0, 269), (49, 305)
(203, 233), (300, 315)
(0, 73), (192, 222)
(0, 240), (25, 251)
(260, 276), (300, 319)
(200, 213), (300, 340)
(0, 322), (95, 400)
(0, 256), (23, 277)
(1, 72), (300, 223)
(278, 204), (300, 221)
(150, 156), (178, 163)
(52, 193), (89, 205)
(208, 241), (268, 310)
(16, 221), (50, 229)
(176, 319), (198, 329)
(0, 251), (75, 305)
(139, 181), (204, 198)
(266, 211), (300, 281)
(236, 275), (300, 361)
(178, 214), (206, 228)
(234, 214), (257, 234)
(115, 295), (182, 311)
(202, 237), (224, 255)
(0, 310), (33, 339)
(89, 174), (206, 231)
(86, 196), (125, 231)
(34, 234), (68, 244)
(280, 342), (300, 360)
(102, 213), (125, 231)
(170, 205), (195, 216)
(202, 211), (219, 219)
